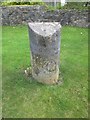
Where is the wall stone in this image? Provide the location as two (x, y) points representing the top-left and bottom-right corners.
(1, 5), (89, 27)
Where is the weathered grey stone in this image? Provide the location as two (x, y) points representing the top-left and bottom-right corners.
(1, 6), (89, 27)
(28, 22), (61, 84)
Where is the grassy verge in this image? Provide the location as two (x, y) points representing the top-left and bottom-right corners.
(0, 1), (88, 10)
(2, 25), (88, 118)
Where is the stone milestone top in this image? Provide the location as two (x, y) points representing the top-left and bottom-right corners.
(28, 22), (61, 37)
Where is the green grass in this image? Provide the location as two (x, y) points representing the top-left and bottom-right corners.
(2, 25), (88, 118)
(0, 1), (88, 10)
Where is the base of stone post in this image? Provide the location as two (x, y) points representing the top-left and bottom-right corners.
(24, 67), (63, 85)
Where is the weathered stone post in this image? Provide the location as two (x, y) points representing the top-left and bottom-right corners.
(28, 22), (61, 84)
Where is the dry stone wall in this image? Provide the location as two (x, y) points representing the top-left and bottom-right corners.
(1, 5), (89, 27)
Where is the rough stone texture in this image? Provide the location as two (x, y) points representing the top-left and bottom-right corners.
(1, 5), (89, 27)
(28, 22), (61, 84)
